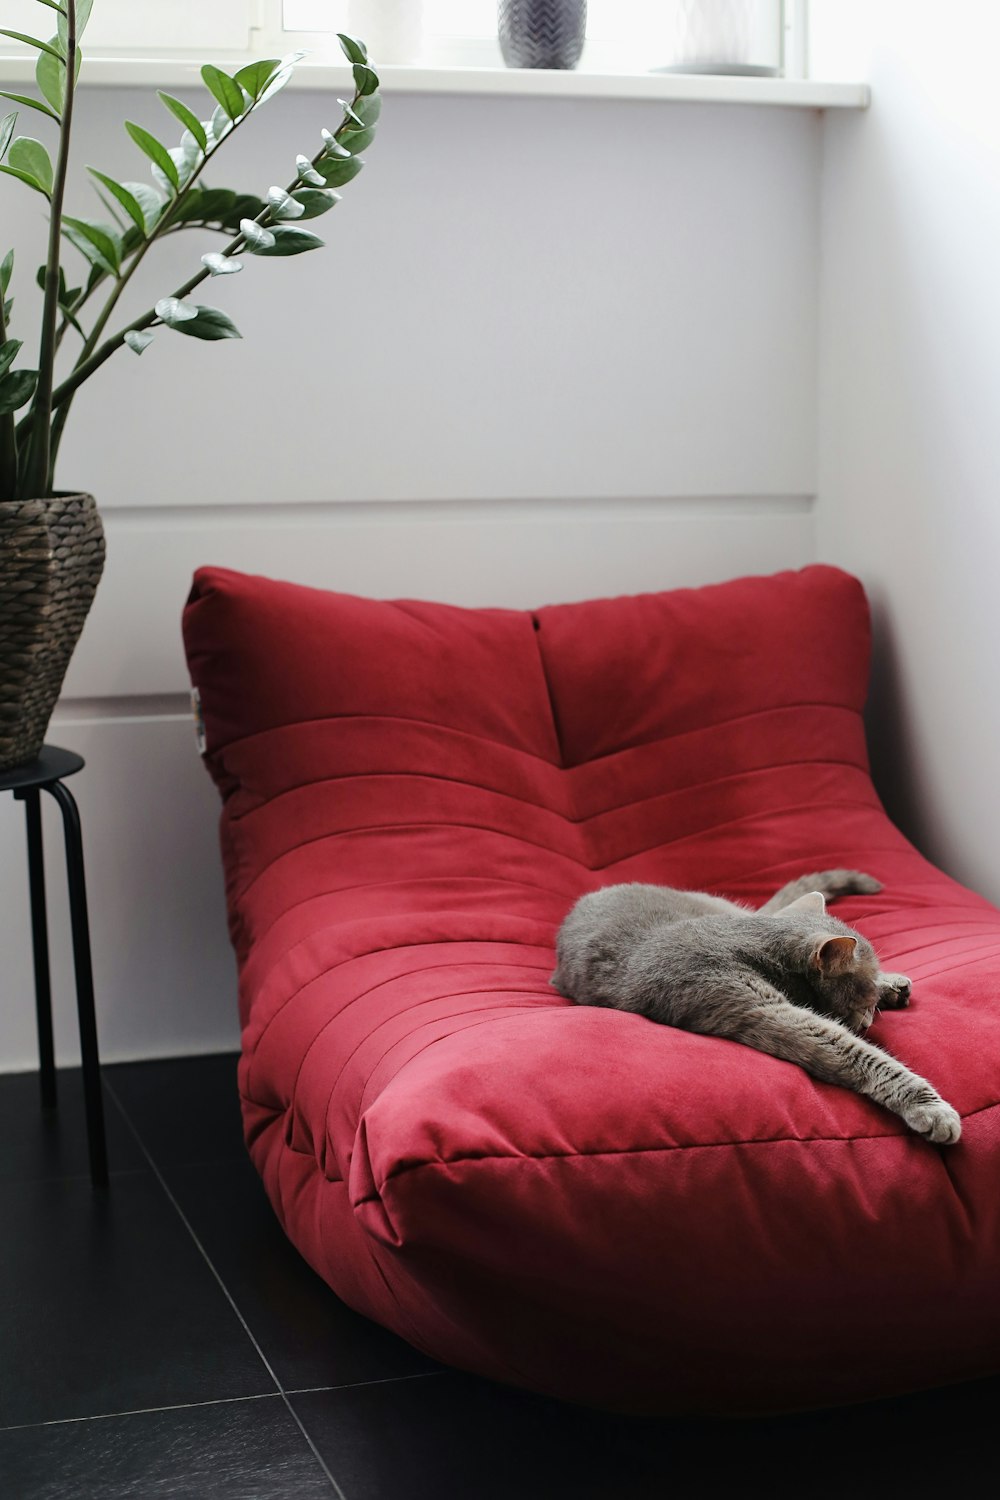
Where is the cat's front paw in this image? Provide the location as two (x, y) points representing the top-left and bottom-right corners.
(878, 973), (912, 1008)
(904, 1098), (962, 1145)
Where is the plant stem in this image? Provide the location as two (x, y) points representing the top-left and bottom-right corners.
(43, 109), (365, 418)
(22, 0), (77, 498)
(47, 105), (272, 470)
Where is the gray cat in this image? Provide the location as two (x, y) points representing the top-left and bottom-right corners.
(552, 871), (961, 1144)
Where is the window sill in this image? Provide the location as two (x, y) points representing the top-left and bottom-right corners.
(0, 55), (869, 109)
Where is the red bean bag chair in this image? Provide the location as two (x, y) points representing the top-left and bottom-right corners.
(182, 564), (1000, 1416)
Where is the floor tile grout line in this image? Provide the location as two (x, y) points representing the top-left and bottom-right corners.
(0, 1372), (447, 1438)
(102, 1075), (349, 1500)
(289, 1371), (447, 1397)
(0, 1392), (283, 1436)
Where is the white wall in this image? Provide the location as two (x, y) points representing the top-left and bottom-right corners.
(816, 0), (1000, 902)
(0, 83), (822, 1068)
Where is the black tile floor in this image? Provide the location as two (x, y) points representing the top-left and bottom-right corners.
(1, 1053), (996, 1499)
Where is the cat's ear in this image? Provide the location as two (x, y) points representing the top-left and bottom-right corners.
(812, 935), (858, 974)
(784, 891), (826, 916)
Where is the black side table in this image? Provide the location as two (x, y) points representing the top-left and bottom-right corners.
(2, 745), (108, 1187)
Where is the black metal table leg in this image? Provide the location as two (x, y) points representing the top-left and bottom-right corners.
(47, 779), (108, 1188)
(5, 746), (105, 1189)
(20, 786), (57, 1110)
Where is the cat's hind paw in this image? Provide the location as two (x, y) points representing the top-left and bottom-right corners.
(905, 1099), (962, 1145)
(878, 973), (912, 1008)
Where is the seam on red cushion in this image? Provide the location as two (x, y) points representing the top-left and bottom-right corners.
(359, 1103), (1000, 1195)
(353, 1001), (549, 1118)
(216, 700), (862, 771)
(316, 990), (556, 1168)
(858, 915), (1000, 942)
(227, 757), (875, 836)
(234, 823), (587, 907)
(246, 947), (555, 1095)
(878, 933), (1000, 966)
(903, 946), (1000, 982)
(238, 797), (885, 911)
(244, 872), (581, 950)
(218, 710), (564, 765)
(239, 1096), (1000, 1204)
(593, 798), (884, 873)
(702, 847), (912, 892)
(541, 699), (867, 772)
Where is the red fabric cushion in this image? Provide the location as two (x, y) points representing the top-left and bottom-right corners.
(183, 564), (1000, 1415)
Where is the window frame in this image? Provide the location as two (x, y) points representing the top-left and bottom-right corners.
(0, 1), (811, 82)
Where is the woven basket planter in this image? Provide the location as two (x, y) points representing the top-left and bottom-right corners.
(0, 493), (105, 772)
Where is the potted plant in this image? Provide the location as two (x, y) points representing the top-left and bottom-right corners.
(0, 0), (380, 770)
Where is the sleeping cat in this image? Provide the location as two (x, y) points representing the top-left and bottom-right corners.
(552, 870), (961, 1145)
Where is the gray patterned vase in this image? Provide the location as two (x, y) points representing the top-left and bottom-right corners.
(0, 492), (106, 771)
(499, 0), (587, 70)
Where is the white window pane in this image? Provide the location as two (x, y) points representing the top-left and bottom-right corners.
(282, 1), (681, 44)
(283, 1), (496, 35)
(2, 0), (250, 49)
(426, 0), (496, 34)
(283, 0), (347, 30)
(587, 1), (668, 43)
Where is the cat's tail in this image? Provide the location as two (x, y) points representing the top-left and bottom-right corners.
(760, 869), (882, 913)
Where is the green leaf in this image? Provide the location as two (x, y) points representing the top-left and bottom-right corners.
(201, 252), (242, 276)
(168, 187), (205, 224)
(155, 297), (198, 326)
(86, 168), (148, 234)
(353, 63), (379, 96)
(207, 105), (233, 146)
(0, 30), (64, 61)
(0, 339), (22, 378)
(320, 129), (350, 158)
(35, 2), (68, 15)
(267, 185), (304, 221)
(314, 154), (364, 188)
(337, 33), (367, 65)
(0, 368), (38, 415)
(256, 54), (305, 106)
(340, 125), (376, 154)
(35, 263), (76, 305)
(125, 121), (179, 191)
(0, 113), (15, 161)
(0, 251), (12, 294)
(157, 91), (207, 151)
(295, 155), (325, 187)
(337, 99), (366, 130)
(233, 58), (281, 101)
(193, 186), (236, 224)
(0, 91), (60, 123)
(57, 0), (94, 48)
(159, 302), (242, 341)
(0, 163), (49, 195)
(352, 93), (382, 126)
(35, 40), (80, 115)
(124, 329), (154, 355)
(239, 218), (275, 253)
(251, 224), (325, 257)
(119, 180), (163, 233)
(290, 187), (340, 219)
(62, 216), (121, 276)
(150, 141), (199, 198)
(7, 136), (53, 195)
(200, 65), (246, 123)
